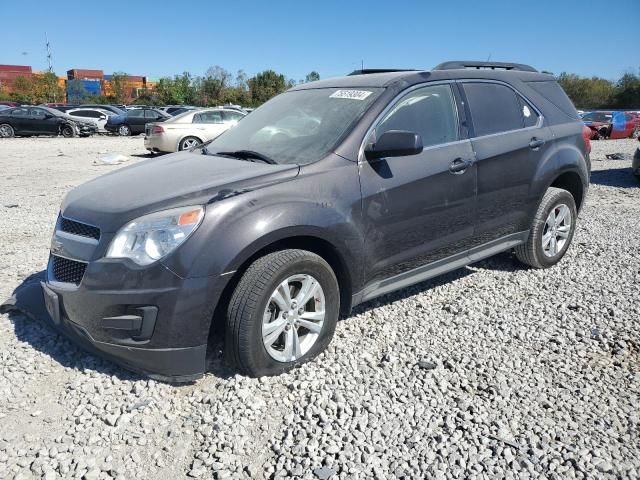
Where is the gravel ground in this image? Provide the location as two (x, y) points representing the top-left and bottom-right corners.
(0, 135), (639, 480)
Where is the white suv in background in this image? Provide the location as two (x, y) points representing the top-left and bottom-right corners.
(144, 108), (245, 153)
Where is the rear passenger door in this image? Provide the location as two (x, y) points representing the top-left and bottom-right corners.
(460, 81), (553, 244)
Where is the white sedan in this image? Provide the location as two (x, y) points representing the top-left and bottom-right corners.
(144, 108), (245, 153)
(66, 108), (115, 132)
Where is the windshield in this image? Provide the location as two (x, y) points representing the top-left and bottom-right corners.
(206, 87), (382, 164)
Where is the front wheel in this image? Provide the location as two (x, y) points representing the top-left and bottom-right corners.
(226, 249), (340, 377)
(61, 125), (74, 138)
(0, 124), (14, 138)
(118, 125), (131, 136)
(515, 187), (577, 269)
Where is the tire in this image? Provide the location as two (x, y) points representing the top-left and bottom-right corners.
(0, 124), (15, 138)
(226, 249), (340, 377)
(179, 136), (202, 151)
(61, 125), (74, 138)
(118, 125), (131, 136)
(515, 187), (577, 269)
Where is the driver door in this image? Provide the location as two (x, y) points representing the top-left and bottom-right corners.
(359, 83), (477, 288)
(29, 108), (59, 134)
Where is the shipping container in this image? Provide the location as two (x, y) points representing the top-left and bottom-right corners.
(67, 68), (104, 80)
(0, 64), (32, 73)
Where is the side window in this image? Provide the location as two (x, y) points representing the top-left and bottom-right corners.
(375, 84), (459, 148)
(518, 96), (539, 128)
(463, 83), (524, 136)
(194, 111), (223, 124)
(144, 110), (157, 119)
(29, 108), (46, 118)
(12, 108), (28, 117)
(72, 111), (91, 118)
(222, 111), (243, 123)
(128, 110), (143, 118)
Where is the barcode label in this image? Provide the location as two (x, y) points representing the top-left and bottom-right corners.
(329, 90), (372, 100)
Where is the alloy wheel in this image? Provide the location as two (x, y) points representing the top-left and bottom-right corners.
(181, 138), (200, 150)
(0, 124), (14, 138)
(542, 204), (572, 257)
(261, 274), (325, 363)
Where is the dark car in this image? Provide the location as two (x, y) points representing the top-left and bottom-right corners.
(105, 108), (169, 136)
(0, 106), (96, 138)
(43, 61), (589, 381)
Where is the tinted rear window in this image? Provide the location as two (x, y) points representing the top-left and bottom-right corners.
(462, 83), (524, 136)
(526, 81), (578, 120)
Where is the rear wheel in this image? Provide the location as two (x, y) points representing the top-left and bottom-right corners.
(118, 124), (131, 136)
(179, 136), (202, 151)
(226, 249), (340, 377)
(61, 125), (74, 138)
(515, 187), (577, 269)
(0, 124), (15, 138)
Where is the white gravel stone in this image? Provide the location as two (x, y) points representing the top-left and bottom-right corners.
(0, 135), (639, 479)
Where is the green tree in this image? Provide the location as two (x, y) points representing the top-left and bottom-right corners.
(248, 70), (287, 105)
(10, 75), (36, 104)
(305, 71), (320, 83)
(612, 71), (640, 108)
(110, 72), (131, 104)
(556, 72), (615, 109)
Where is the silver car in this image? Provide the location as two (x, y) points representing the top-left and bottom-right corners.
(144, 108), (245, 153)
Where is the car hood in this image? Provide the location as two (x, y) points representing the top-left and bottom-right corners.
(61, 150), (300, 232)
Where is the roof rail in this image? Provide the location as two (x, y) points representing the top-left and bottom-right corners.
(433, 61), (538, 73)
(348, 68), (418, 76)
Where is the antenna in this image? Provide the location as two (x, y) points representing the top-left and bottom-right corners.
(361, 60), (364, 70)
(45, 32), (53, 73)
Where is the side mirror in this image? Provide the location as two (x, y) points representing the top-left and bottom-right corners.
(364, 130), (423, 160)
(99, 115), (107, 120)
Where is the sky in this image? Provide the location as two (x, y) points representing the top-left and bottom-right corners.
(1, 0), (638, 82)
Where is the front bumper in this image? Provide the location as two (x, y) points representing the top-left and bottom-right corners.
(43, 280), (207, 382)
(104, 123), (121, 133)
(42, 215), (228, 381)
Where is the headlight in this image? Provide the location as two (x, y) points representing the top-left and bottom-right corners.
(106, 206), (204, 265)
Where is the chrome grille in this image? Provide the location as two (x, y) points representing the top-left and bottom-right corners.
(60, 218), (100, 240)
(51, 255), (87, 285)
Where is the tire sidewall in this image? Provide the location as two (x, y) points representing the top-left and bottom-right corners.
(180, 137), (200, 151)
(61, 126), (74, 138)
(119, 125), (131, 136)
(0, 124), (14, 138)
(242, 257), (339, 376)
(533, 190), (577, 267)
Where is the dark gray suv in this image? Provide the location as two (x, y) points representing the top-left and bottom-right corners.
(43, 61), (590, 381)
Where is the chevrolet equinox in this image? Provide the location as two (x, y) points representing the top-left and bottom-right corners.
(43, 61), (590, 381)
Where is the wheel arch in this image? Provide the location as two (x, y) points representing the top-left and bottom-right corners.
(208, 233), (355, 344)
(549, 170), (585, 211)
(176, 134), (204, 151)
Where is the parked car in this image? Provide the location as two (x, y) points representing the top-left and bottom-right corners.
(66, 108), (115, 132)
(105, 108), (170, 136)
(0, 106), (96, 138)
(632, 137), (640, 180)
(43, 61), (590, 381)
(79, 104), (126, 115)
(167, 106), (199, 117)
(50, 105), (80, 113)
(0, 105), (10, 112)
(144, 108), (245, 152)
(582, 110), (638, 139)
(0, 101), (19, 107)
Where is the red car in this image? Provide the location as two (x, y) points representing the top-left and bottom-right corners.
(0, 101), (19, 107)
(582, 111), (639, 139)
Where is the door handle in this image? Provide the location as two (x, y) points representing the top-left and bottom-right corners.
(529, 137), (545, 150)
(449, 158), (471, 174)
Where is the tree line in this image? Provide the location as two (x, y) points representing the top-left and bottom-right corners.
(2, 65), (638, 110)
(556, 70), (640, 109)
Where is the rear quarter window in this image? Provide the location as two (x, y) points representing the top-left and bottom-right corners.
(526, 81), (579, 120)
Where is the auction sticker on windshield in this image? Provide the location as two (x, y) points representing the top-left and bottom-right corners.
(329, 90), (373, 100)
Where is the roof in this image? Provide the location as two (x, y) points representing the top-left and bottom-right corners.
(291, 62), (554, 91)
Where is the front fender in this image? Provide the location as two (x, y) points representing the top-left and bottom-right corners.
(162, 154), (365, 289)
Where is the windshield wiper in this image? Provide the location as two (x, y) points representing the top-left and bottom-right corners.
(214, 150), (278, 165)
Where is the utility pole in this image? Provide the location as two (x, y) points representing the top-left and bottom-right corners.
(45, 32), (56, 102)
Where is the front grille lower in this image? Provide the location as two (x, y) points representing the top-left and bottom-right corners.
(60, 218), (100, 240)
(51, 255), (87, 285)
